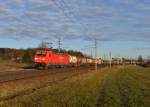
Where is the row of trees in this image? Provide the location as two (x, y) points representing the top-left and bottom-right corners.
(0, 48), (34, 63)
(0, 41), (84, 63)
(0, 41), (147, 64)
(0, 48), (85, 64)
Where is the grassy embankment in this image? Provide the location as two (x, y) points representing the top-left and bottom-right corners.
(0, 57), (29, 72)
(0, 66), (150, 107)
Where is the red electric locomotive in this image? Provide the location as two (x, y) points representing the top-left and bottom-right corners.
(34, 49), (98, 69)
(34, 49), (70, 69)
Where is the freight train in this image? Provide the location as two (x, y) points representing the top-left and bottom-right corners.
(34, 49), (101, 69)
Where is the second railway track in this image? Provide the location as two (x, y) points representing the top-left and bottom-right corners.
(0, 66), (94, 84)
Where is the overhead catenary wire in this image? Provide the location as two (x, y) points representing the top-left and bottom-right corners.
(52, 0), (100, 69)
(59, 0), (83, 24)
(52, 0), (86, 36)
(52, 0), (76, 24)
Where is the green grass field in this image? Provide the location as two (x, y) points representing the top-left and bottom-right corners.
(0, 66), (150, 107)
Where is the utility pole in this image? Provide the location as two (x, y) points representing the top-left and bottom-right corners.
(109, 51), (112, 68)
(58, 38), (61, 53)
(103, 54), (106, 65)
(91, 48), (93, 58)
(95, 39), (98, 71)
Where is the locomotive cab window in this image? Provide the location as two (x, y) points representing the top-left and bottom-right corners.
(35, 51), (46, 56)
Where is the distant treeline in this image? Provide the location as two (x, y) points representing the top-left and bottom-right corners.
(0, 48), (34, 63)
(0, 48), (85, 63)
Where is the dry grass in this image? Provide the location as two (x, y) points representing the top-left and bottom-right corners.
(0, 67), (117, 107)
(0, 66), (150, 107)
(0, 58), (27, 72)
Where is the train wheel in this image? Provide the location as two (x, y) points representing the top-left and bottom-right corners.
(43, 64), (48, 70)
(34, 63), (40, 70)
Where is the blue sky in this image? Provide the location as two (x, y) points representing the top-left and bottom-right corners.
(0, 0), (150, 59)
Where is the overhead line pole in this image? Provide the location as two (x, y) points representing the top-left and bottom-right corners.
(58, 38), (61, 53)
(95, 39), (98, 71)
(91, 48), (93, 58)
(109, 51), (112, 69)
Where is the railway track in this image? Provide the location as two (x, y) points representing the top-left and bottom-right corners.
(0, 66), (94, 101)
(0, 66), (94, 84)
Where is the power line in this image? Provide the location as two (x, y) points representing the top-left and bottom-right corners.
(81, 44), (95, 57)
(60, 0), (80, 23)
(61, 0), (87, 35)
(52, 0), (75, 23)
(53, 0), (86, 35)
(45, 42), (53, 49)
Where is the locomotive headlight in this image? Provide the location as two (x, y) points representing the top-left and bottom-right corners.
(35, 58), (38, 60)
(42, 58), (46, 61)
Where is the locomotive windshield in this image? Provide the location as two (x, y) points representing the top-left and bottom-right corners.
(35, 51), (46, 56)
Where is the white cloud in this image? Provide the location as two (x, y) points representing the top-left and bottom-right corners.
(0, 0), (149, 42)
